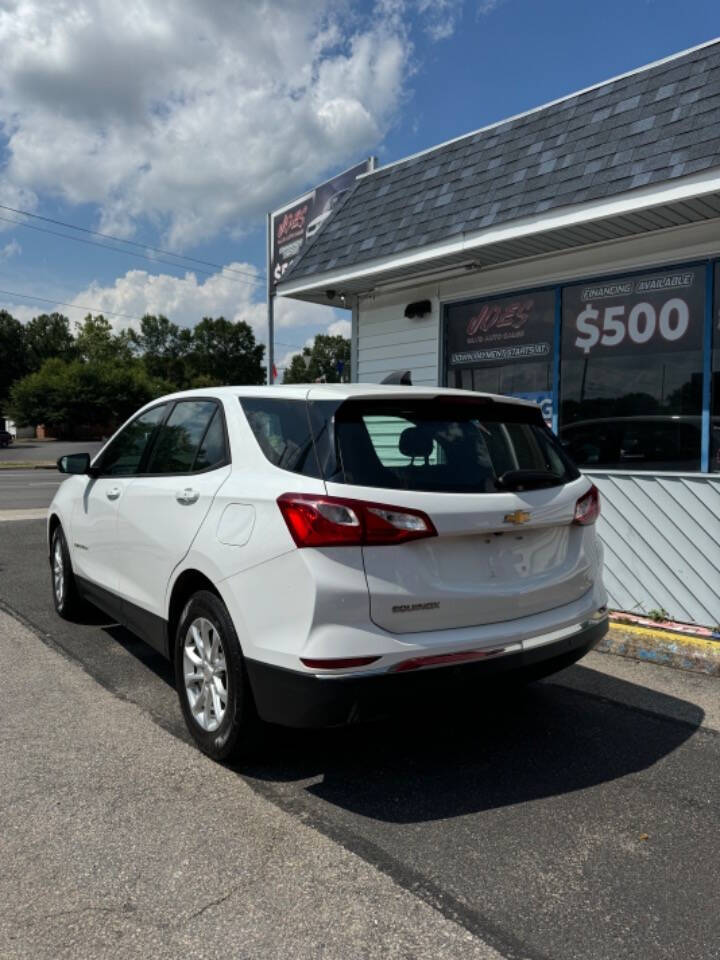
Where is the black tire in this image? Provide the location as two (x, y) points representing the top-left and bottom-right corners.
(50, 525), (84, 619)
(175, 590), (262, 762)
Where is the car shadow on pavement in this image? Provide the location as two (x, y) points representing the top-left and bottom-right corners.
(240, 666), (704, 822)
(103, 624), (175, 686)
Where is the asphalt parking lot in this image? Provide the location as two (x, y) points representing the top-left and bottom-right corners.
(0, 512), (718, 960)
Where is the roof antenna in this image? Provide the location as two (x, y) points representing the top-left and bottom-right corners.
(381, 370), (412, 385)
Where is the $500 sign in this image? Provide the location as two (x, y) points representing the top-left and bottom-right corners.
(563, 267), (704, 358)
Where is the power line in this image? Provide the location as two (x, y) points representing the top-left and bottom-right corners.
(0, 287), (147, 323)
(0, 203), (264, 284)
(0, 214), (262, 289)
(275, 339), (309, 350)
(0, 287), (295, 351)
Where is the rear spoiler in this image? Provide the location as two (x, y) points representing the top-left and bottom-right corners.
(380, 370), (412, 385)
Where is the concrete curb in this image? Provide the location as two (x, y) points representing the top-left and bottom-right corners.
(0, 509), (48, 522)
(0, 462), (57, 470)
(599, 622), (720, 677)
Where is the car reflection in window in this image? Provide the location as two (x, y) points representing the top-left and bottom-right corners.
(560, 416), (705, 472)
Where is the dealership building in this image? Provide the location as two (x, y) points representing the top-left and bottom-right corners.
(277, 39), (720, 627)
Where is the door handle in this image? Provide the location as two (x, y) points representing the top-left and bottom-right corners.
(106, 486), (121, 501)
(176, 488), (200, 505)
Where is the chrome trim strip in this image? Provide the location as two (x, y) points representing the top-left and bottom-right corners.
(312, 612), (607, 680)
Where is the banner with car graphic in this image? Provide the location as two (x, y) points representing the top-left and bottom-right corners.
(270, 159), (372, 290)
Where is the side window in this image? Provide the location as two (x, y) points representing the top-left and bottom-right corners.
(98, 404), (168, 477)
(240, 398), (321, 477)
(193, 409), (228, 471)
(146, 401), (220, 474)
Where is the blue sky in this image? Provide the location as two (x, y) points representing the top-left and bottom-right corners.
(1, 0), (718, 371)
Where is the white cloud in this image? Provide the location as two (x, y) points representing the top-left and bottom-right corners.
(0, 0), (463, 248)
(2, 302), (37, 325)
(0, 182), (38, 233)
(0, 239), (21, 260)
(60, 263), (345, 345)
(416, 0), (464, 40)
(2, 261), (349, 346)
(476, 0), (504, 14)
(275, 296), (348, 333)
(327, 318), (352, 337)
(65, 263), (265, 333)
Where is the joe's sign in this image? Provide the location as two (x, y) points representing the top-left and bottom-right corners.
(446, 289), (555, 367)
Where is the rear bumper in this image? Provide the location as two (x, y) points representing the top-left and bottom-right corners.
(245, 616), (608, 728)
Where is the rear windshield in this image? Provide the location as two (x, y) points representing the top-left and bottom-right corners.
(240, 396), (580, 492)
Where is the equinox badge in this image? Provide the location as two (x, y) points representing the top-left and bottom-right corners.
(503, 510), (531, 525)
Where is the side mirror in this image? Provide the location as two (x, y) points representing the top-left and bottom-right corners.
(57, 453), (92, 475)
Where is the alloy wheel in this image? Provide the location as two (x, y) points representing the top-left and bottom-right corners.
(53, 538), (65, 606)
(183, 617), (228, 732)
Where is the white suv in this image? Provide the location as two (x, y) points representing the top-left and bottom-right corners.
(48, 384), (607, 759)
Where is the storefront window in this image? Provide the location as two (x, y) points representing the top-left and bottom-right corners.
(712, 262), (720, 472)
(559, 265), (705, 471)
(445, 289), (555, 423)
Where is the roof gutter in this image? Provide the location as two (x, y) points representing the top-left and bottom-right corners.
(276, 165), (720, 298)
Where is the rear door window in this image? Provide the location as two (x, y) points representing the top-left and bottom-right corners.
(192, 409), (227, 471)
(146, 400), (223, 474)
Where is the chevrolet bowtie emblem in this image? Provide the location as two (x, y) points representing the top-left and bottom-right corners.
(503, 510), (531, 525)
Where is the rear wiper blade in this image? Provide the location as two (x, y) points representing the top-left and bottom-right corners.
(494, 469), (563, 491)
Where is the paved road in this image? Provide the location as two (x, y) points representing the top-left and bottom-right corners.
(1, 519), (718, 960)
(0, 441), (103, 512)
(0, 439), (103, 463)
(0, 469), (64, 510)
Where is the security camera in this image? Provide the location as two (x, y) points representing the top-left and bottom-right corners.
(404, 299), (432, 319)
(326, 289), (336, 300)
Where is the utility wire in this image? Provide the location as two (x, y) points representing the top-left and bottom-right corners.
(0, 214), (262, 289)
(275, 339), (310, 350)
(0, 287), (148, 324)
(0, 287), (306, 353)
(0, 203), (264, 284)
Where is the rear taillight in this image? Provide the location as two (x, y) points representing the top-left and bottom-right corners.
(277, 493), (437, 548)
(573, 484), (600, 525)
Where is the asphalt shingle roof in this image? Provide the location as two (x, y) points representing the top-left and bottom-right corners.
(283, 40), (720, 285)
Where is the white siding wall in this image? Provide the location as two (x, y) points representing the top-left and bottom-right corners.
(357, 287), (440, 386)
(589, 473), (720, 626)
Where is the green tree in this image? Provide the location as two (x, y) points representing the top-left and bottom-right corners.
(8, 357), (169, 438)
(74, 314), (133, 364)
(24, 313), (76, 371)
(282, 334), (350, 384)
(128, 314), (192, 387)
(0, 310), (28, 411)
(188, 317), (265, 386)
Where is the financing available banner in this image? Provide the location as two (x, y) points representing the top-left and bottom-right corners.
(270, 159), (372, 290)
(562, 266), (706, 358)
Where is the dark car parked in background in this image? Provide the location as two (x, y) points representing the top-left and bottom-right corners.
(0, 430), (14, 448)
(559, 416), (712, 473)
